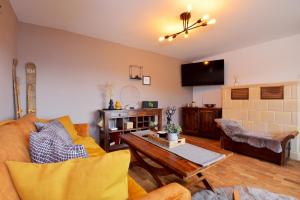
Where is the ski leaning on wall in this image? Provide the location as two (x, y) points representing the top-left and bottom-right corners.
(12, 59), (22, 119)
(25, 62), (37, 115)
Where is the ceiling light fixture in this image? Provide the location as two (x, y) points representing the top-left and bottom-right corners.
(158, 5), (216, 42)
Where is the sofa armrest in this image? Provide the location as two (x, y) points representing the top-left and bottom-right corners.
(74, 123), (89, 137)
(133, 183), (191, 200)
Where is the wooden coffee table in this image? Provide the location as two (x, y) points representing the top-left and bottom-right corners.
(121, 133), (232, 191)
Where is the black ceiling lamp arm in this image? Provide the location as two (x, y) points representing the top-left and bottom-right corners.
(159, 7), (215, 41)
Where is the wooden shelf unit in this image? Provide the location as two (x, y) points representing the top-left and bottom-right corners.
(98, 109), (162, 152)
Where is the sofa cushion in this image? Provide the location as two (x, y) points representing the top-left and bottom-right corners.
(30, 121), (88, 163)
(74, 136), (106, 157)
(0, 120), (14, 126)
(6, 150), (130, 200)
(128, 176), (148, 199)
(7, 114), (37, 147)
(0, 114), (37, 200)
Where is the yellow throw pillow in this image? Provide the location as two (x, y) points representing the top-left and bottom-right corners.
(74, 136), (106, 157)
(6, 150), (130, 200)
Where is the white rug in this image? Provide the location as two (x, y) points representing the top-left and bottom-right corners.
(192, 186), (296, 200)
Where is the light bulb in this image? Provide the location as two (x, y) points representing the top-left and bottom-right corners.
(184, 33), (189, 38)
(202, 14), (210, 21)
(158, 36), (165, 42)
(207, 18), (216, 25)
(187, 4), (192, 13)
(168, 37), (173, 42)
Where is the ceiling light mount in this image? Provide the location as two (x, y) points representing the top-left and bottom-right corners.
(159, 5), (216, 42)
(180, 12), (191, 21)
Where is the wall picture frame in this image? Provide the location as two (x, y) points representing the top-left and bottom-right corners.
(143, 76), (151, 85)
(129, 65), (143, 80)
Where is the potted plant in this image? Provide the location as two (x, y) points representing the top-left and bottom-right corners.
(165, 123), (182, 141)
(149, 121), (158, 131)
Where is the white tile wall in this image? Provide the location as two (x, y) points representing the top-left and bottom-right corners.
(222, 81), (300, 160)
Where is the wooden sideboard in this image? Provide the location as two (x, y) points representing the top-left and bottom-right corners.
(98, 109), (162, 152)
(182, 107), (222, 139)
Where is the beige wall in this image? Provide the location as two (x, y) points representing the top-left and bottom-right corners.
(17, 23), (192, 140)
(0, 0), (18, 120)
(193, 34), (300, 107)
(222, 81), (300, 160)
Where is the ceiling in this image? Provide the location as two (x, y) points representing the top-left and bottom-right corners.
(10, 0), (300, 61)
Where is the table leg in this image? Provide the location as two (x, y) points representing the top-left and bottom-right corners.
(197, 172), (214, 192)
(129, 148), (167, 187)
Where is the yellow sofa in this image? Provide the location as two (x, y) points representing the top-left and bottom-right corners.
(0, 114), (191, 200)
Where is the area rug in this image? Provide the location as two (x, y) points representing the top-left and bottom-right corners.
(192, 186), (296, 200)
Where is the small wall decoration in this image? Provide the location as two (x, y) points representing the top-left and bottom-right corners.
(231, 88), (249, 100)
(261, 86), (284, 99)
(120, 85), (141, 109)
(233, 75), (239, 86)
(143, 76), (151, 85)
(129, 65), (143, 80)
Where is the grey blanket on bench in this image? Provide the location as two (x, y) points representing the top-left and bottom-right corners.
(215, 119), (283, 153)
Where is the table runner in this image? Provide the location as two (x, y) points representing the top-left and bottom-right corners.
(132, 130), (225, 167)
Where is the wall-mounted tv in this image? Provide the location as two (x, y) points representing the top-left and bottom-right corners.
(181, 59), (224, 86)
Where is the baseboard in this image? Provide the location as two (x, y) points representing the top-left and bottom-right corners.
(290, 151), (300, 161)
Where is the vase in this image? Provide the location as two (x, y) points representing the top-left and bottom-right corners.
(108, 99), (114, 110)
(167, 133), (178, 141)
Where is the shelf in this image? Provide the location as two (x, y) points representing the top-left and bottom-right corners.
(99, 109), (162, 152)
(108, 129), (122, 133)
(124, 128), (137, 131)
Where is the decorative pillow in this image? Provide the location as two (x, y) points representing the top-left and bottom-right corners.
(6, 150), (130, 200)
(37, 120), (73, 144)
(56, 116), (80, 141)
(30, 121), (87, 163)
(74, 136), (106, 157)
(37, 115), (80, 141)
(35, 121), (46, 131)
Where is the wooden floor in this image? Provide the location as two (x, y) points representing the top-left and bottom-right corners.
(129, 136), (300, 198)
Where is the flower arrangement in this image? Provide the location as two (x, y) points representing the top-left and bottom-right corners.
(165, 123), (182, 134)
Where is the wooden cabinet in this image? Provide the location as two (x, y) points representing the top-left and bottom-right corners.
(98, 109), (162, 152)
(182, 107), (222, 139)
(182, 108), (199, 135)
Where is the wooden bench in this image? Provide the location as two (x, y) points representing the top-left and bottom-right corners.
(218, 128), (298, 165)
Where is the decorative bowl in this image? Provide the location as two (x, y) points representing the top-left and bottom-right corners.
(204, 104), (216, 108)
(157, 131), (167, 138)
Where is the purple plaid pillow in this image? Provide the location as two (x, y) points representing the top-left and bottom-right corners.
(29, 121), (88, 163)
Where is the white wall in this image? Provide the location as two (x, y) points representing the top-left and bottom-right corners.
(192, 34), (300, 107)
(17, 23), (192, 140)
(0, 0), (18, 120)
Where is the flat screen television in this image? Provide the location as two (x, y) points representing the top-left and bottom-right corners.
(181, 59), (224, 86)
